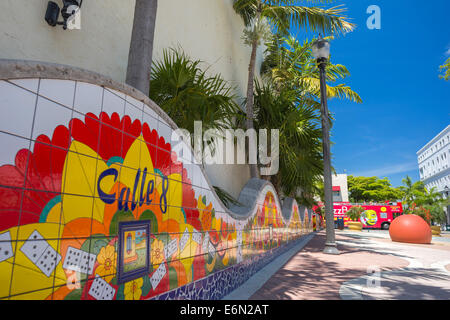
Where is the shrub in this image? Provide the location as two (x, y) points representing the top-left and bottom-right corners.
(345, 206), (364, 222)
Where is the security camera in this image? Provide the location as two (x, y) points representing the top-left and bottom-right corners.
(45, 1), (60, 27)
(45, 0), (83, 30)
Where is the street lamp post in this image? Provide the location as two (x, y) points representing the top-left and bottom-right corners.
(312, 36), (339, 255)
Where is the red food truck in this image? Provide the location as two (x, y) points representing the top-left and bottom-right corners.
(314, 202), (403, 230)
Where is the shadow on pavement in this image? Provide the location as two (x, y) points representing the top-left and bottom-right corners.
(355, 267), (450, 300)
(249, 232), (410, 300)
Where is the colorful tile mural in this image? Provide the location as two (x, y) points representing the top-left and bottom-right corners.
(0, 76), (315, 300)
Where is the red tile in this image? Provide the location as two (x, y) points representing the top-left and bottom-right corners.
(0, 186), (23, 232)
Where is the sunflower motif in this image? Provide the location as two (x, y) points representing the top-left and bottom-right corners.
(95, 245), (117, 282)
(124, 278), (144, 300)
(151, 238), (165, 267)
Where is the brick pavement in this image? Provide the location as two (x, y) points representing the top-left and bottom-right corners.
(245, 229), (450, 300)
(249, 230), (409, 300)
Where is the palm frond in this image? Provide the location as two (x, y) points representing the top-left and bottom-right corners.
(150, 47), (243, 136)
(301, 77), (362, 103)
(263, 4), (354, 36)
(233, 0), (259, 27)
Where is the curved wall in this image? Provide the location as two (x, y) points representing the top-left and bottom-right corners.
(0, 60), (314, 300)
(0, 0), (262, 200)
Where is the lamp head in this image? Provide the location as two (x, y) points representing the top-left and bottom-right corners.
(312, 36), (330, 60)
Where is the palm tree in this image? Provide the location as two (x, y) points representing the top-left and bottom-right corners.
(126, 0), (158, 96)
(415, 187), (443, 207)
(406, 186), (446, 225)
(253, 81), (324, 200)
(149, 48), (242, 146)
(399, 175), (425, 210)
(261, 35), (362, 103)
(233, 0), (355, 178)
(254, 35), (360, 202)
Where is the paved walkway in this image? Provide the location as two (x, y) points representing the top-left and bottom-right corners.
(223, 233), (316, 300)
(225, 229), (450, 300)
(338, 231), (450, 300)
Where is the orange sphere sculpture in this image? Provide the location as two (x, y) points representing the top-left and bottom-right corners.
(389, 214), (432, 244)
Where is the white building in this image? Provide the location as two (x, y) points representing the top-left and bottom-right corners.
(313, 173), (349, 202)
(332, 174), (349, 202)
(417, 125), (450, 224)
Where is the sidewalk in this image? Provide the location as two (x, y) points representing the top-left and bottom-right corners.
(225, 229), (450, 300)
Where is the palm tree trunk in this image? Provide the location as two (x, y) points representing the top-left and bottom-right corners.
(126, 0), (158, 96)
(246, 29), (259, 179)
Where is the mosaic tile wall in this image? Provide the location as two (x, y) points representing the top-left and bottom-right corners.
(0, 76), (315, 300)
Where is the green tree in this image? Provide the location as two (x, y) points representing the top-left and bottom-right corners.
(402, 181), (447, 225)
(424, 202), (447, 225)
(233, 0), (354, 178)
(439, 57), (450, 81)
(398, 175), (425, 209)
(414, 186), (442, 207)
(348, 176), (404, 203)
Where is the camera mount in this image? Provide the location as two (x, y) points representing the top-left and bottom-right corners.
(45, 0), (83, 30)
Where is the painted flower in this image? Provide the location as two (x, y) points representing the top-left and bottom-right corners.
(151, 238), (165, 266)
(0, 108), (222, 300)
(0, 112), (191, 232)
(124, 278), (144, 300)
(95, 245), (117, 282)
(198, 196), (213, 231)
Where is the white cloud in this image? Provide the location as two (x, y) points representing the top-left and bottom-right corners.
(446, 46), (450, 56)
(352, 161), (418, 177)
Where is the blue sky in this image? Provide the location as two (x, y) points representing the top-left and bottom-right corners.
(292, 0), (450, 187)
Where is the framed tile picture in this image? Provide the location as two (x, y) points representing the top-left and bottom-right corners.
(117, 220), (151, 284)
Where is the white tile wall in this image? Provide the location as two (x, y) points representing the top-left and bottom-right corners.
(39, 79), (76, 108)
(200, 174), (210, 191)
(0, 78), (229, 219)
(183, 163), (195, 185)
(191, 164), (202, 188)
(0, 80), (37, 139)
(142, 111), (158, 133)
(125, 95), (144, 111)
(157, 121), (173, 145)
(8, 79), (39, 94)
(73, 82), (103, 117)
(124, 101), (143, 124)
(32, 97), (73, 141)
(143, 105), (159, 121)
(102, 88), (125, 118)
(0, 131), (30, 167)
(171, 132), (193, 165)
